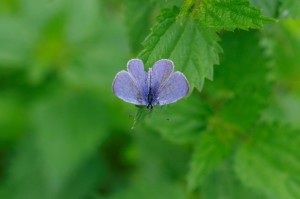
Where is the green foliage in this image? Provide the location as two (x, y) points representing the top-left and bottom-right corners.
(187, 131), (233, 191)
(280, 0), (300, 19)
(210, 31), (270, 131)
(195, 0), (273, 31)
(234, 124), (300, 199)
(202, 161), (265, 199)
(139, 7), (222, 91)
(1, 0), (300, 199)
(144, 92), (212, 144)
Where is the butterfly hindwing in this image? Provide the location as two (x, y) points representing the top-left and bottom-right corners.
(112, 58), (189, 108)
(156, 72), (189, 105)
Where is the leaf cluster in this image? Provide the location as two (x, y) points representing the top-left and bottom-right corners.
(1, 0), (300, 199)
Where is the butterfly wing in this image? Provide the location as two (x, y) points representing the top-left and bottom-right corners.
(112, 70), (148, 105)
(150, 59), (174, 94)
(127, 59), (149, 99)
(156, 72), (189, 105)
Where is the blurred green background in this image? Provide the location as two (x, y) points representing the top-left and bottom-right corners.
(1, 0), (300, 199)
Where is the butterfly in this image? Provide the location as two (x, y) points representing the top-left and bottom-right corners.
(112, 59), (189, 109)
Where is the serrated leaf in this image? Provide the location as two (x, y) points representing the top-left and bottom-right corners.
(196, 0), (273, 31)
(139, 7), (222, 91)
(187, 129), (234, 191)
(234, 123), (300, 199)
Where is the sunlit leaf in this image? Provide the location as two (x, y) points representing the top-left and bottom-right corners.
(196, 0), (274, 31)
(139, 7), (222, 91)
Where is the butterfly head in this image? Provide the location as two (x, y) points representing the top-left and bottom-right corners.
(146, 103), (153, 110)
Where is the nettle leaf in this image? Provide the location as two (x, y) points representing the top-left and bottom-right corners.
(206, 31), (271, 131)
(187, 130), (234, 191)
(234, 123), (300, 199)
(186, 31), (271, 191)
(139, 7), (222, 91)
(124, 0), (155, 54)
(265, 20), (300, 84)
(202, 161), (265, 199)
(144, 92), (212, 144)
(279, 0), (300, 19)
(196, 0), (273, 31)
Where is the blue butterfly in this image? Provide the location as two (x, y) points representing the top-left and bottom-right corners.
(112, 59), (189, 109)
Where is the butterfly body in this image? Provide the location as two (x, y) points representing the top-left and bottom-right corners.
(112, 59), (189, 109)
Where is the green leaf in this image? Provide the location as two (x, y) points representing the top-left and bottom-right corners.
(206, 31), (271, 131)
(202, 161), (265, 199)
(131, 132), (190, 184)
(187, 128), (234, 191)
(185, 31), (272, 191)
(139, 7), (222, 91)
(124, 0), (155, 54)
(263, 20), (300, 87)
(234, 123), (300, 199)
(144, 92), (211, 144)
(196, 0), (273, 31)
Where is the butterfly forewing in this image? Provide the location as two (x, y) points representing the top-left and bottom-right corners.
(156, 72), (189, 105)
(112, 71), (147, 105)
(127, 59), (149, 98)
(150, 59), (174, 95)
(112, 58), (189, 107)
